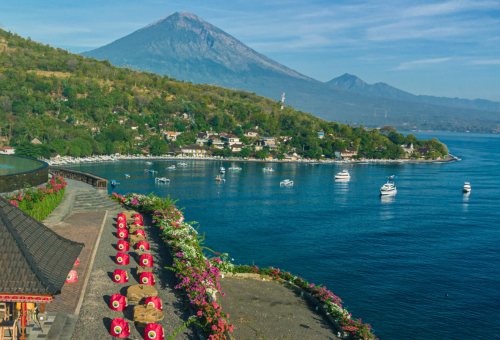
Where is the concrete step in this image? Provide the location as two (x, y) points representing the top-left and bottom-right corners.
(56, 314), (78, 340)
(46, 313), (67, 340)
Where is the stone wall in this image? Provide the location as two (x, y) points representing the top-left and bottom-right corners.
(0, 162), (49, 194)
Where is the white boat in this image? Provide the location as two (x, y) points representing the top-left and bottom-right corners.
(167, 165), (176, 170)
(155, 177), (170, 183)
(463, 182), (471, 193)
(263, 167), (274, 172)
(145, 161), (153, 165)
(220, 167), (225, 174)
(380, 182), (397, 195)
(215, 175), (226, 182)
(229, 167), (242, 171)
(280, 179), (293, 186)
(334, 170), (350, 180)
(177, 163), (187, 167)
(125, 174), (130, 178)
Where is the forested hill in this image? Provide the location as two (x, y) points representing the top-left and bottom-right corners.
(0, 29), (446, 160)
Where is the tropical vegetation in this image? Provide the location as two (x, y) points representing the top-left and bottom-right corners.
(0, 29), (447, 161)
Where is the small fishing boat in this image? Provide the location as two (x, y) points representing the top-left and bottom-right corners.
(167, 165), (176, 170)
(229, 167), (242, 171)
(125, 174), (130, 178)
(111, 180), (119, 187)
(388, 174), (395, 180)
(145, 161), (153, 165)
(220, 167), (225, 174)
(215, 175), (226, 182)
(334, 170), (350, 180)
(144, 169), (157, 173)
(463, 182), (471, 193)
(263, 167), (274, 172)
(155, 177), (170, 183)
(280, 179), (293, 186)
(177, 163), (187, 167)
(380, 182), (397, 196)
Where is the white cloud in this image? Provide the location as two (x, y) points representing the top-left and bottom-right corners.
(395, 58), (451, 70)
(472, 59), (500, 65)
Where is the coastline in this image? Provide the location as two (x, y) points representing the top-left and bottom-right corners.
(47, 154), (457, 167)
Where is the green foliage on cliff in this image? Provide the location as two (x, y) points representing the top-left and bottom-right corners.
(0, 29), (446, 159)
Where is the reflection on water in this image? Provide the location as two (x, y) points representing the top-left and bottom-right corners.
(462, 192), (470, 212)
(380, 195), (395, 204)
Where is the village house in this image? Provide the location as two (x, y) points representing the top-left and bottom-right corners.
(401, 143), (414, 156)
(418, 146), (431, 155)
(165, 131), (177, 141)
(334, 147), (358, 159)
(254, 142), (263, 151)
(244, 129), (259, 138)
(197, 132), (208, 139)
(181, 145), (207, 156)
(167, 145), (182, 155)
(31, 137), (42, 145)
(0, 146), (15, 154)
(261, 137), (276, 146)
(317, 131), (325, 139)
(113, 107), (127, 114)
(114, 148), (121, 156)
(55, 95), (68, 102)
(196, 139), (208, 146)
(50, 153), (60, 158)
(230, 144), (244, 153)
(283, 153), (298, 161)
(209, 139), (225, 149)
(158, 122), (168, 130)
(117, 118), (125, 125)
(133, 134), (143, 141)
(221, 134), (240, 147)
(129, 123), (138, 130)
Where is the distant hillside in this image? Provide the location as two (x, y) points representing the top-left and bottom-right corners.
(328, 73), (500, 112)
(82, 12), (500, 133)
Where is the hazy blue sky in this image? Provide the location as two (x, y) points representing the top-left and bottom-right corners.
(2, 0), (500, 101)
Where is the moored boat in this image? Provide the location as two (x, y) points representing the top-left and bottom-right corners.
(334, 170), (350, 180)
(220, 167), (225, 174)
(463, 182), (471, 193)
(380, 182), (397, 195)
(280, 179), (293, 186)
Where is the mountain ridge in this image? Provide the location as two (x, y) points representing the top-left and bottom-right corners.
(328, 73), (500, 112)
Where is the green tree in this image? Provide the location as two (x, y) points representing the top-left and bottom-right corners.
(49, 139), (68, 155)
(255, 148), (269, 159)
(15, 142), (39, 159)
(239, 147), (251, 158)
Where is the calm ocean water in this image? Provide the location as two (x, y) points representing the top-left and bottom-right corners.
(70, 132), (500, 340)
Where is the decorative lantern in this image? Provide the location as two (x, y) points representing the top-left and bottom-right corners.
(113, 269), (129, 283)
(117, 229), (128, 239)
(135, 230), (146, 238)
(140, 272), (155, 285)
(133, 220), (144, 226)
(110, 318), (130, 338)
(74, 257), (80, 266)
(140, 254), (153, 267)
(65, 270), (78, 283)
(145, 297), (162, 311)
(117, 220), (127, 229)
(144, 323), (164, 340)
(109, 294), (128, 311)
(136, 241), (150, 251)
(133, 213), (143, 221)
(115, 252), (130, 266)
(117, 240), (130, 251)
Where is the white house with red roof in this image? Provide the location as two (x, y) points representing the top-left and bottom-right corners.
(0, 146), (15, 154)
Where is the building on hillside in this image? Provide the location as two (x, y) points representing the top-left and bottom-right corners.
(195, 139), (208, 146)
(254, 143), (263, 151)
(50, 153), (60, 158)
(283, 153), (298, 161)
(418, 146), (431, 155)
(230, 144), (244, 153)
(221, 134), (240, 147)
(401, 143), (414, 156)
(261, 137), (276, 146)
(158, 122), (168, 130)
(244, 129), (259, 138)
(265, 144), (279, 151)
(317, 131), (325, 139)
(0, 146), (15, 155)
(133, 134), (143, 141)
(168, 145), (182, 155)
(181, 145), (207, 156)
(130, 124), (138, 130)
(165, 132), (177, 141)
(113, 107), (127, 114)
(334, 148), (358, 159)
(55, 95), (68, 102)
(209, 140), (225, 149)
(117, 118), (125, 125)
(197, 132), (208, 139)
(114, 148), (120, 156)
(31, 138), (42, 145)
(206, 131), (218, 137)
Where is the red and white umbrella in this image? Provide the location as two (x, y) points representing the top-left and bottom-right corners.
(145, 296), (162, 311)
(109, 294), (128, 311)
(115, 252), (130, 265)
(110, 318), (130, 338)
(140, 254), (153, 267)
(144, 323), (164, 340)
(135, 229), (146, 238)
(117, 240), (130, 252)
(65, 270), (78, 283)
(113, 269), (128, 283)
(117, 229), (128, 239)
(140, 272), (155, 285)
(136, 241), (150, 251)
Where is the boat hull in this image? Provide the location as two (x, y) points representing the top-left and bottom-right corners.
(380, 189), (397, 195)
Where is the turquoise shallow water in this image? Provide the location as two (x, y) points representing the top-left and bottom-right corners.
(70, 132), (500, 340)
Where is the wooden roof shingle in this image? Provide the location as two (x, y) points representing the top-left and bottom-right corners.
(0, 197), (84, 296)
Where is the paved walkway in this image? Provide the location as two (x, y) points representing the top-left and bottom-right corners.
(71, 211), (197, 340)
(219, 278), (340, 340)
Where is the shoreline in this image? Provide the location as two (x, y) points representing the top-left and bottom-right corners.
(47, 154), (457, 167)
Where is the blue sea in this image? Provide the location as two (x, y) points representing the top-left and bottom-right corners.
(70, 132), (500, 340)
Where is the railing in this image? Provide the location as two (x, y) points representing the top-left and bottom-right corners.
(49, 167), (108, 189)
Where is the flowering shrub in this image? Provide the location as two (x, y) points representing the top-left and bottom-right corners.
(235, 265), (378, 340)
(110, 192), (234, 340)
(8, 175), (67, 221)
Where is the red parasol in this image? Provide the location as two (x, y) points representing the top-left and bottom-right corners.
(115, 252), (130, 266)
(110, 318), (130, 338)
(109, 294), (128, 311)
(140, 254), (153, 267)
(113, 269), (128, 283)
